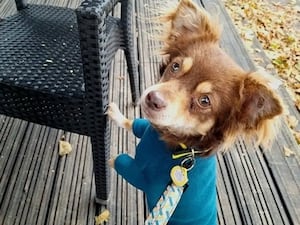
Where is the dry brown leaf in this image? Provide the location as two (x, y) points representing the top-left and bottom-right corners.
(59, 140), (72, 156)
(293, 131), (300, 144)
(117, 76), (125, 80)
(254, 48), (261, 53)
(296, 99), (300, 111)
(266, 64), (274, 70)
(283, 146), (295, 157)
(286, 115), (299, 129)
(254, 57), (264, 63)
(95, 210), (110, 225)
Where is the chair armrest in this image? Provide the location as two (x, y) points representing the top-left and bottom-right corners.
(75, 0), (124, 112)
(76, 0), (120, 20)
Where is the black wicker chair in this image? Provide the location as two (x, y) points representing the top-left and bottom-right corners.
(0, 0), (139, 204)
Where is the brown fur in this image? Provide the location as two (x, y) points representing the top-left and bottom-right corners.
(140, 0), (283, 156)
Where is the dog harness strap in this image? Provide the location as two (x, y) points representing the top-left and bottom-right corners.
(145, 183), (184, 225)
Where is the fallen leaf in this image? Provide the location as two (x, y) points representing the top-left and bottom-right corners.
(293, 131), (300, 144)
(254, 48), (261, 53)
(283, 35), (295, 44)
(95, 210), (110, 225)
(59, 138), (72, 156)
(296, 99), (300, 111)
(254, 57), (264, 63)
(243, 30), (254, 41)
(283, 146), (295, 157)
(266, 63), (274, 70)
(285, 115), (298, 129)
(269, 41), (281, 51)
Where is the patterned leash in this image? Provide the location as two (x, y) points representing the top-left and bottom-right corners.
(145, 182), (184, 225)
(145, 146), (195, 225)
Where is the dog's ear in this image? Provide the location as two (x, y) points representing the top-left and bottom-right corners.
(238, 71), (283, 146)
(161, 0), (221, 51)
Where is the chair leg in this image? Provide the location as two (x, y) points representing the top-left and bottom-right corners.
(90, 115), (111, 205)
(15, 0), (28, 10)
(121, 0), (140, 105)
(124, 43), (139, 105)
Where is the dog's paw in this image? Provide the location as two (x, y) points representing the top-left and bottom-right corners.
(107, 103), (133, 130)
(107, 102), (121, 118)
(107, 102), (125, 124)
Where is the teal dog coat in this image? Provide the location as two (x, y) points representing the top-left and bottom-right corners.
(114, 118), (217, 225)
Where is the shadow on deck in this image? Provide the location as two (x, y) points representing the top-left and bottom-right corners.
(0, 0), (299, 224)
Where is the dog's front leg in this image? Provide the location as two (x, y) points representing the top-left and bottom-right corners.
(107, 103), (147, 190)
(107, 102), (132, 168)
(107, 102), (133, 131)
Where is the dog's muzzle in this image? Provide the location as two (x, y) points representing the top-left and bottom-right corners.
(145, 91), (167, 111)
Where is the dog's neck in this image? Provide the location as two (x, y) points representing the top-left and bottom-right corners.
(153, 124), (221, 157)
(172, 143), (213, 159)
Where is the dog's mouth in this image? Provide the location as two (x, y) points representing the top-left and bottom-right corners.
(141, 104), (153, 118)
(140, 103), (154, 119)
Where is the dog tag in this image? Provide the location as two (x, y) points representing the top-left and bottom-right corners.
(170, 166), (188, 187)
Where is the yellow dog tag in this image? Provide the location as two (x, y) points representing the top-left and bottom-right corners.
(170, 166), (188, 187)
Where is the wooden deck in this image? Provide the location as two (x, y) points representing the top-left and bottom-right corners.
(0, 0), (300, 224)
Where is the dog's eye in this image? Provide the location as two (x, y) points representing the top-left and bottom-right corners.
(198, 95), (211, 108)
(171, 62), (180, 72)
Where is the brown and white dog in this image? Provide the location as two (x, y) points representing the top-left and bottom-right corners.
(108, 0), (283, 224)
(110, 0), (283, 156)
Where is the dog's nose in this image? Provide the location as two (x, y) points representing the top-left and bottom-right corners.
(145, 91), (166, 111)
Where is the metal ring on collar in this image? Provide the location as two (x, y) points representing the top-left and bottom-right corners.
(181, 156), (195, 171)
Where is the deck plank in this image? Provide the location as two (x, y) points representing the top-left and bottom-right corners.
(217, 153), (243, 225)
(26, 127), (62, 225)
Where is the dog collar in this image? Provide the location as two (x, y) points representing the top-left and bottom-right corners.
(172, 142), (210, 159)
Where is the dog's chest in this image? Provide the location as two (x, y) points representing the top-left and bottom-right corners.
(134, 125), (176, 184)
(135, 125), (215, 197)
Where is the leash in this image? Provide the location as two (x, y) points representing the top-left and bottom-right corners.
(144, 144), (195, 225)
(144, 181), (185, 225)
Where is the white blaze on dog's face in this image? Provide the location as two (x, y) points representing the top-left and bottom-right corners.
(140, 0), (283, 153)
(141, 57), (216, 136)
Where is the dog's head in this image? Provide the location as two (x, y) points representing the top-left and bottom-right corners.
(140, 0), (283, 155)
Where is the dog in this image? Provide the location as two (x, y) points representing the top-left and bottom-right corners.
(108, 0), (283, 224)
